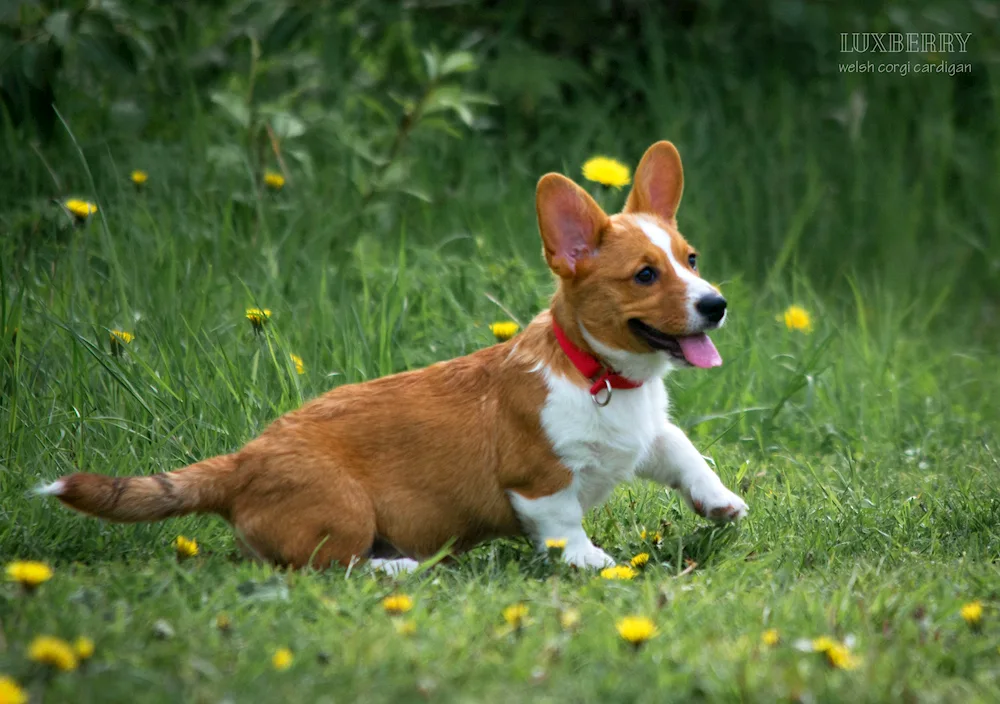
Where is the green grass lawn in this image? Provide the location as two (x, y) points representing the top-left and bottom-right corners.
(2, 62), (999, 701)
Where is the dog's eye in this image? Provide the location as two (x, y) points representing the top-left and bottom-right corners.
(688, 254), (697, 270)
(633, 266), (658, 285)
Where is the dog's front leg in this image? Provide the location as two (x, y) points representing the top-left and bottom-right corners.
(508, 488), (616, 569)
(637, 422), (748, 521)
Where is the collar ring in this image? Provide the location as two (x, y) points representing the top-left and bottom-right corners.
(592, 377), (613, 407)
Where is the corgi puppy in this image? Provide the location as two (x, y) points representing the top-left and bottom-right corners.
(40, 141), (748, 572)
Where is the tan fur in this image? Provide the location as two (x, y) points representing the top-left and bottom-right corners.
(58, 455), (238, 522)
(52, 141), (708, 569)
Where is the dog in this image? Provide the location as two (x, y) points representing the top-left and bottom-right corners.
(39, 141), (748, 572)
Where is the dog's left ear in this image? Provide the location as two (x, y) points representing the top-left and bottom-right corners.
(624, 141), (684, 224)
(536, 173), (610, 278)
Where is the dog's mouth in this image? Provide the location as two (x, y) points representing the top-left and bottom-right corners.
(628, 319), (722, 369)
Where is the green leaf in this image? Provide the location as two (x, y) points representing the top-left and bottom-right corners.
(440, 50), (477, 76)
(356, 95), (391, 122)
(422, 85), (494, 127)
(418, 117), (463, 139)
(394, 185), (432, 203)
(44, 10), (73, 46)
(421, 49), (440, 81)
(377, 160), (411, 189)
(206, 144), (245, 170)
(210, 91), (250, 129)
(268, 111), (306, 140)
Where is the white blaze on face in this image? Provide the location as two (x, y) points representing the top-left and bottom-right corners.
(635, 216), (721, 332)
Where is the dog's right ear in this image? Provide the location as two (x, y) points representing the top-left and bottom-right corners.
(536, 173), (610, 278)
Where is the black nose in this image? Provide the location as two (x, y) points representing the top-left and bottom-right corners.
(695, 294), (727, 324)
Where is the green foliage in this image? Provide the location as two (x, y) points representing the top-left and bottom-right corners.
(1, 1), (495, 215)
(203, 3), (493, 211)
(0, 1), (165, 138)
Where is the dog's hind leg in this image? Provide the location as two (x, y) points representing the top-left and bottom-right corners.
(232, 474), (377, 570)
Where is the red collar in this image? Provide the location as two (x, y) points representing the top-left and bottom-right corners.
(551, 319), (643, 399)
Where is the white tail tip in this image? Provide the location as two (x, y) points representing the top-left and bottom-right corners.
(34, 479), (66, 496)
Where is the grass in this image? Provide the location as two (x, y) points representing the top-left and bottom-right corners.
(2, 34), (1000, 702)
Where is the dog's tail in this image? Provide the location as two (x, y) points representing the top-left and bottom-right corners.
(38, 454), (240, 523)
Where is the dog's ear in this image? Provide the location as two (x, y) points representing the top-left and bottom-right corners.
(536, 173), (609, 278)
(624, 141), (684, 224)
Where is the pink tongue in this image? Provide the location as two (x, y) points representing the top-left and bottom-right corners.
(677, 334), (722, 368)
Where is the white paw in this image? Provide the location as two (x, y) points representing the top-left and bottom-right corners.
(562, 543), (616, 569)
(369, 558), (420, 576)
(689, 485), (748, 522)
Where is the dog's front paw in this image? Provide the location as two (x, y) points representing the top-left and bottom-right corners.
(562, 543), (616, 569)
(690, 485), (748, 522)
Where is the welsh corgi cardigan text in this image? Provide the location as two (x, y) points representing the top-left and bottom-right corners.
(41, 141), (748, 572)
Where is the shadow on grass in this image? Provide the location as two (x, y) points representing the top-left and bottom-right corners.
(436, 523), (744, 582)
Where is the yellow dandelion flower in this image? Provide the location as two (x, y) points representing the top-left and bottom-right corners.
(582, 157), (632, 189)
(65, 199), (98, 221)
(761, 628), (780, 646)
(824, 643), (861, 670)
(559, 608), (581, 631)
(174, 535), (199, 559)
(74, 636), (95, 661)
(131, 170), (148, 185)
(503, 603), (529, 629)
(272, 647), (293, 671)
(961, 601), (984, 627)
(489, 321), (520, 342)
(216, 613), (232, 632)
(264, 171), (286, 190)
(109, 330), (134, 357)
(779, 305), (813, 333)
(28, 636), (78, 672)
(639, 528), (663, 545)
(600, 565), (637, 581)
(382, 594), (414, 615)
(0, 676), (27, 704)
(246, 307), (272, 332)
(630, 553), (650, 569)
(289, 353), (305, 375)
(394, 619), (417, 636)
(616, 616), (658, 647)
(6, 560), (53, 590)
(545, 537), (566, 560)
(811, 636), (837, 653)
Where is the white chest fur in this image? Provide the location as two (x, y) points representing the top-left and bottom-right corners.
(539, 368), (668, 510)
